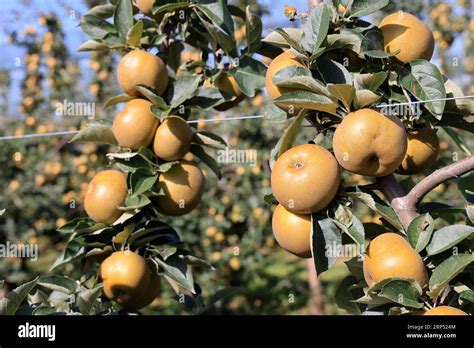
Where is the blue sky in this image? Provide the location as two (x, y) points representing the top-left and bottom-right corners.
(0, 0), (467, 116)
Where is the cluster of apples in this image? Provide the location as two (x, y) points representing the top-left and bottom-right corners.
(83, 48), (206, 309)
(80, 5), (219, 308)
(84, 49), (206, 225)
(267, 12), (466, 315)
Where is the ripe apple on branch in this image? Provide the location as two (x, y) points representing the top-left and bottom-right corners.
(265, 0), (474, 315)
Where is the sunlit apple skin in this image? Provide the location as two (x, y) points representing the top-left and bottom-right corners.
(113, 99), (159, 150)
(272, 204), (312, 258)
(153, 117), (193, 161)
(156, 161), (205, 216)
(117, 50), (169, 97)
(380, 11), (435, 64)
(271, 144), (340, 214)
(333, 109), (407, 177)
(84, 170), (128, 224)
(423, 306), (468, 316)
(397, 125), (439, 175)
(100, 251), (151, 310)
(363, 233), (428, 288)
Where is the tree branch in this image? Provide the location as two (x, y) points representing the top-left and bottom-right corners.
(376, 155), (474, 231)
(376, 174), (418, 231)
(406, 154), (474, 207)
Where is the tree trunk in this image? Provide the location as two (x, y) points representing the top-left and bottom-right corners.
(306, 258), (323, 314)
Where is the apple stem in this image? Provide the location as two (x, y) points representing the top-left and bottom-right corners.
(376, 154), (474, 231)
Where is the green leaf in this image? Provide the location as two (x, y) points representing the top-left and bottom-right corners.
(459, 290), (474, 304)
(193, 131), (227, 150)
(274, 91), (338, 115)
(316, 56), (352, 85)
(353, 89), (381, 109)
(168, 41), (185, 72)
(345, 188), (402, 230)
(442, 127), (471, 155)
(194, 8), (236, 56)
(443, 78), (474, 117)
(129, 168), (157, 196)
(181, 254), (214, 270)
(37, 276), (78, 294)
(114, 0), (134, 39)
(345, 256), (365, 279)
(272, 65), (312, 85)
(190, 144), (221, 179)
(407, 214), (434, 252)
(185, 86), (226, 109)
(127, 20), (143, 47)
(153, 254), (195, 293)
(350, 0), (389, 18)
(194, 0), (234, 36)
(80, 15), (116, 39)
(128, 222), (179, 247)
(377, 278), (424, 309)
(77, 286), (103, 315)
(326, 30), (363, 53)
(232, 56), (266, 98)
(102, 32), (127, 48)
(347, 215), (365, 245)
(135, 85), (168, 107)
(361, 29), (395, 58)
(457, 172), (474, 204)
(77, 39), (110, 52)
(399, 60), (446, 119)
(354, 72), (387, 92)
(335, 275), (364, 314)
(327, 84), (355, 110)
(270, 28), (305, 52)
(69, 121), (117, 146)
(153, 1), (189, 14)
(427, 253), (474, 300)
(158, 160), (179, 173)
(333, 205), (365, 245)
(50, 234), (87, 270)
(150, 244), (178, 261)
(269, 110), (307, 168)
(262, 27), (302, 49)
(57, 219), (105, 234)
(0, 278), (38, 315)
(169, 75), (201, 108)
(311, 216), (342, 274)
(272, 66), (332, 98)
(426, 225), (474, 256)
(263, 103), (287, 123)
(125, 194), (151, 210)
(84, 4), (116, 19)
(301, 3), (331, 54)
(104, 94), (134, 108)
(245, 6), (262, 55)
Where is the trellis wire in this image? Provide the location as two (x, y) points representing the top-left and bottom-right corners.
(0, 95), (472, 142)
